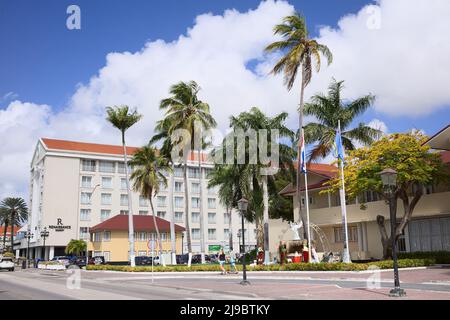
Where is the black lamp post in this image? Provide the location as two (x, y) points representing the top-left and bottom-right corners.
(238, 198), (250, 286)
(25, 230), (33, 268)
(380, 168), (405, 297)
(40, 227), (49, 260)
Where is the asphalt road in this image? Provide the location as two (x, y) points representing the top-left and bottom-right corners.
(1, 268), (449, 300)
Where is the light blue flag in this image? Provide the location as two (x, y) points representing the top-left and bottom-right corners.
(335, 128), (345, 161)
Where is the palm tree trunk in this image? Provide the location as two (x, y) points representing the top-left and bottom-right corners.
(168, 165), (177, 264)
(262, 175), (270, 264)
(149, 199), (165, 266)
(183, 163), (192, 265)
(2, 221), (8, 251)
(198, 149), (206, 264)
(122, 131), (135, 267)
(297, 69), (308, 239)
(10, 211), (15, 253)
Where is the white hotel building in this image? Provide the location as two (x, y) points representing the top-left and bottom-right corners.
(17, 138), (256, 260)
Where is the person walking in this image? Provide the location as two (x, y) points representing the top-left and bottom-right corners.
(218, 249), (226, 275)
(227, 250), (238, 274)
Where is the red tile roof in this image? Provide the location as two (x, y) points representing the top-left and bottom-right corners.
(0, 226), (20, 236)
(279, 179), (331, 196)
(441, 151), (450, 164)
(89, 214), (185, 233)
(41, 138), (208, 161)
(292, 162), (338, 178)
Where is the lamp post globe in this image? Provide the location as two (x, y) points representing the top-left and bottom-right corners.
(380, 168), (405, 297)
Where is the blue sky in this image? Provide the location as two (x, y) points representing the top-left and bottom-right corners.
(1, 0), (449, 198)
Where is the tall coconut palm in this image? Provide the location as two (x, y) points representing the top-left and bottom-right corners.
(265, 12), (332, 236)
(106, 105), (142, 267)
(0, 197), (28, 252)
(304, 79), (381, 161)
(0, 208), (10, 252)
(159, 81), (217, 264)
(129, 145), (172, 267)
(65, 239), (87, 256)
(228, 107), (295, 263)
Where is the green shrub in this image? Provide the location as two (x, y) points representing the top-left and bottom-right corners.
(398, 251), (450, 264)
(86, 258), (434, 272)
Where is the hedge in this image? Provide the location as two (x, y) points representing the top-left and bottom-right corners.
(398, 251), (450, 264)
(86, 258), (435, 272)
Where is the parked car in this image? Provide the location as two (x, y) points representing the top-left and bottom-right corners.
(88, 256), (105, 265)
(151, 256), (160, 266)
(0, 257), (15, 271)
(135, 256), (152, 266)
(51, 256), (71, 266)
(176, 254), (189, 264)
(69, 256), (87, 268)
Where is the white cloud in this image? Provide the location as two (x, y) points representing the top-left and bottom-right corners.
(2, 0), (450, 200)
(367, 118), (388, 134)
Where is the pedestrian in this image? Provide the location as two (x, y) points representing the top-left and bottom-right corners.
(218, 249), (226, 275)
(227, 250), (238, 274)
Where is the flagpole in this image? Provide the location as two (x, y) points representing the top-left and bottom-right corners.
(338, 120), (351, 263)
(300, 128), (312, 263)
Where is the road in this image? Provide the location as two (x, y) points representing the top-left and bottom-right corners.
(0, 267), (449, 300)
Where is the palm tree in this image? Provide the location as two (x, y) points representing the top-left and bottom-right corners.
(129, 145), (172, 266)
(106, 105), (142, 267)
(0, 197), (28, 252)
(304, 79), (381, 161)
(265, 12), (332, 237)
(65, 239), (87, 256)
(230, 107), (294, 263)
(159, 81), (217, 264)
(0, 208), (10, 252)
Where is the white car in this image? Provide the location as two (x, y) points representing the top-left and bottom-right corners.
(0, 257), (15, 271)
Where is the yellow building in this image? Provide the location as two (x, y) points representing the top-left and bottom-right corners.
(89, 214), (185, 262)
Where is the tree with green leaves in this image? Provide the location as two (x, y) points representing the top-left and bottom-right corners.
(265, 11), (332, 237)
(129, 145), (172, 266)
(158, 80), (216, 264)
(304, 79), (380, 161)
(0, 197), (28, 252)
(65, 239), (87, 256)
(323, 132), (449, 259)
(0, 208), (10, 252)
(106, 105), (142, 267)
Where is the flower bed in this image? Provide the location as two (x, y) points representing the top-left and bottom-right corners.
(37, 261), (66, 270)
(86, 258), (435, 272)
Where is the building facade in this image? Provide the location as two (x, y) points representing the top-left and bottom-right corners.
(18, 138), (256, 260)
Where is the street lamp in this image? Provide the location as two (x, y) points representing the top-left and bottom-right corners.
(25, 230), (33, 268)
(238, 198), (250, 286)
(380, 168), (405, 297)
(40, 227), (49, 260)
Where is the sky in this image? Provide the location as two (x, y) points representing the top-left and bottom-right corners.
(1, 0), (450, 199)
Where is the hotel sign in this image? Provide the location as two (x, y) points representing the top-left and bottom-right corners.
(48, 218), (71, 232)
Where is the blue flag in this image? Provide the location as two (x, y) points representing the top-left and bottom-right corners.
(335, 128), (345, 161)
(300, 131), (307, 173)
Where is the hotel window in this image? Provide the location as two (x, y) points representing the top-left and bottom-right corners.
(207, 198), (216, 209)
(101, 210), (111, 221)
(191, 182), (200, 194)
(82, 159), (96, 172)
(223, 212), (231, 225)
(208, 212), (216, 224)
(103, 251), (111, 262)
(157, 196), (167, 207)
(157, 211), (166, 219)
(175, 212), (183, 222)
(224, 228), (230, 240)
(161, 233), (167, 241)
(94, 232), (102, 242)
(101, 193), (112, 205)
(120, 194), (128, 206)
(103, 231), (111, 242)
(139, 196), (149, 207)
(174, 196), (184, 208)
(148, 233), (156, 240)
(174, 167), (183, 177)
(120, 210), (129, 215)
(158, 181), (167, 192)
(80, 227), (89, 240)
(99, 161), (115, 173)
(204, 168), (213, 178)
(101, 176), (113, 189)
(174, 181), (183, 192)
(207, 186), (216, 195)
(139, 210), (148, 216)
(208, 229), (217, 240)
(188, 167), (200, 179)
(81, 192), (92, 205)
(120, 178), (127, 190)
(80, 209), (91, 221)
(192, 228), (200, 240)
(192, 212), (200, 223)
(81, 176), (92, 188)
(138, 232), (147, 242)
(334, 226), (358, 243)
(118, 162), (133, 174)
(191, 197), (200, 208)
